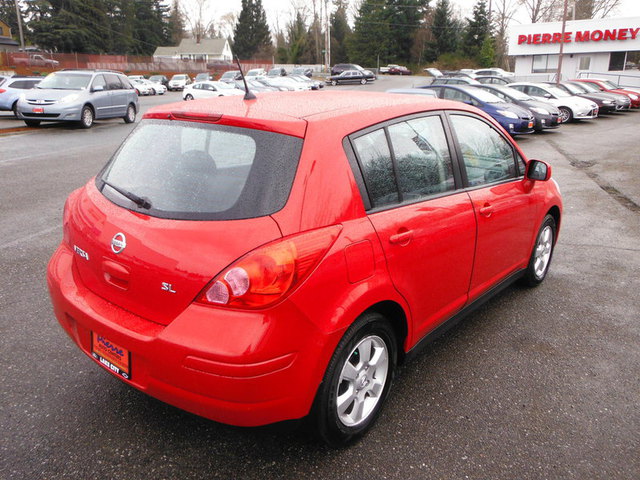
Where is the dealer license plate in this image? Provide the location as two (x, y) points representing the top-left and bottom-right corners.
(32, 107), (44, 113)
(91, 332), (131, 380)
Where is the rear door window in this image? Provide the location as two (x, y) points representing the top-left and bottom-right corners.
(352, 129), (398, 208)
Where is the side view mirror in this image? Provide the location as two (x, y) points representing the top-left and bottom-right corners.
(92, 85), (104, 92)
(526, 159), (552, 181)
(544, 93), (552, 99)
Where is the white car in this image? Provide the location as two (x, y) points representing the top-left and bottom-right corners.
(168, 74), (192, 91)
(131, 79), (154, 96)
(509, 82), (599, 123)
(142, 79), (166, 95)
(472, 68), (515, 78)
(182, 81), (243, 100)
(246, 68), (266, 79)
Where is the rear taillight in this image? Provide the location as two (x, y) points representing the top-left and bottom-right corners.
(0, 89), (6, 94)
(196, 225), (342, 309)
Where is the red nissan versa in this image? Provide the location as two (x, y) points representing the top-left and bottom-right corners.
(572, 78), (640, 108)
(47, 91), (562, 446)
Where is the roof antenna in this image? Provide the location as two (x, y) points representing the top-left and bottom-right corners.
(234, 56), (256, 101)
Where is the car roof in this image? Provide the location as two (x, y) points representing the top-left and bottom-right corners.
(144, 91), (467, 138)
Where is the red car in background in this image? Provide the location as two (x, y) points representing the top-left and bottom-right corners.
(572, 78), (640, 108)
(47, 91), (562, 446)
(389, 65), (412, 75)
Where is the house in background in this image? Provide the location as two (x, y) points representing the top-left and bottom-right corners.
(0, 19), (20, 52)
(153, 38), (233, 67)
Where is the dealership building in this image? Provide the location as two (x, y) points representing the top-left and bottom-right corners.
(508, 16), (640, 85)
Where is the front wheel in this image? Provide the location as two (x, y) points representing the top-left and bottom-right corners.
(312, 312), (397, 446)
(521, 214), (557, 286)
(123, 104), (136, 124)
(79, 105), (94, 129)
(184, 94), (194, 101)
(360, 78), (367, 85)
(559, 106), (573, 123)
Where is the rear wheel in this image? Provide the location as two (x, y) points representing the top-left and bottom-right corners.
(312, 312), (397, 446)
(331, 80), (337, 86)
(123, 104), (136, 124)
(360, 78), (367, 85)
(24, 119), (40, 127)
(559, 106), (573, 123)
(185, 94), (194, 101)
(11, 101), (18, 117)
(79, 105), (94, 129)
(521, 214), (557, 286)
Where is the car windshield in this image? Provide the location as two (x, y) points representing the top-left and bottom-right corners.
(498, 87), (530, 100)
(221, 71), (238, 79)
(172, 75), (187, 80)
(98, 120), (303, 220)
(547, 86), (570, 97)
(562, 83), (583, 95)
(149, 76), (163, 82)
(215, 82), (234, 89)
(602, 80), (620, 89)
(37, 72), (91, 90)
(575, 82), (598, 93)
(464, 87), (505, 103)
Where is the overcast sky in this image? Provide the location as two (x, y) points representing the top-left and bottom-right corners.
(186, 0), (640, 37)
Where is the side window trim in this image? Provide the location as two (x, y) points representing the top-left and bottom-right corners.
(346, 111), (464, 213)
(442, 111), (521, 190)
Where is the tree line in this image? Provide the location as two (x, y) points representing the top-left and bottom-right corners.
(0, 0), (622, 67)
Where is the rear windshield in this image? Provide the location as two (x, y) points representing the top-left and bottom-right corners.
(97, 120), (303, 220)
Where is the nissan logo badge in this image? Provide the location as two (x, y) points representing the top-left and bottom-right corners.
(111, 232), (127, 254)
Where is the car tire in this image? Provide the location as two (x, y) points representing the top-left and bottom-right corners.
(360, 79), (367, 85)
(123, 104), (136, 124)
(24, 119), (40, 127)
(185, 94), (194, 101)
(559, 106), (573, 123)
(79, 105), (94, 129)
(331, 80), (337, 86)
(312, 311), (397, 447)
(12, 101), (18, 117)
(521, 214), (557, 287)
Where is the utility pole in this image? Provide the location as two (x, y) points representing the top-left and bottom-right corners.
(324, 0), (331, 73)
(14, 0), (25, 51)
(556, 0), (569, 86)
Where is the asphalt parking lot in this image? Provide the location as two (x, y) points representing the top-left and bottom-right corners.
(1, 76), (639, 480)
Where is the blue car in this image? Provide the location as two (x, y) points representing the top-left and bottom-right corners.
(0, 76), (41, 116)
(417, 84), (535, 135)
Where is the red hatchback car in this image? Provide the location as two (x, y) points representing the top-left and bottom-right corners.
(572, 78), (640, 108)
(47, 91), (562, 445)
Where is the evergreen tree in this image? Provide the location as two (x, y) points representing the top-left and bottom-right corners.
(479, 34), (495, 67)
(286, 11), (307, 64)
(427, 0), (458, 61)
(232, 0), (272, 60)
(330, 0), (351, 64)
(385, 0), (429, 64)
(348, 0), (390, 67)
(462, 0), (491, 61)
(132, 0), (170, 55)
(168, 0), (186, 45)
(303, 15), (322, 64)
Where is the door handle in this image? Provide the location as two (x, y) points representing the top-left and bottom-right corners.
(479, 203), (493, 217)
(389, 230), (413, 245)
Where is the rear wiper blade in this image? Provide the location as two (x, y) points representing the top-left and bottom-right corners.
(102, 179), (152, 209)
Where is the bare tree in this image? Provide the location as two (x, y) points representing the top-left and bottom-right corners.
(182, 0), (216, 42)
(518, 0), (564, 23)
(573, 0), (622, 19)
(493, 0), (518, 69)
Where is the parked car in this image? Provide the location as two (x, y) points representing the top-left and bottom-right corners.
(13, 54), (59, 68)
(148, 75), (169, 87)
(430, 77), (481, 86)
(131, 78), (154, 96)
(262, 76), (311, 91)
(331, 63), (364, 76)
(291, 66), (313, 78)
(565, 81), (631, 111)
(168, 74), (192, 91)
(233, 79), (280, 93)
(545, 81), (618, 114)
(509, 82), (599, 123)
(379, 64), (399, 74)
(194, 72), (214, 82)
(289, 74), (323, 90)
(472, 68), (515, 78)
(476, 84), (561, 131)
(47, 90), (562, 446)
(0, 76), (42, 116)
(15, 69), (138, 128)
(127, 75), (146, 81)
(418, 84), (536, 135)
(246, 68), (266, 79)
(475, 75), (514, 85)
(219, 70), (242, 83)
(571, 78), (640, 108)
(143, 79), (166, 95)
(183, 81), (243, 100)
(267, 67), (287, 77)
(388, 65), (412, 75)
(327, 70), (372, 86)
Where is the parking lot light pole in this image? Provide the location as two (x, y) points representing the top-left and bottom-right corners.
(556, 0), (569, 86)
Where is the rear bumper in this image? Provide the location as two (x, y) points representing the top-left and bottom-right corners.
(47, 245), (330, 427)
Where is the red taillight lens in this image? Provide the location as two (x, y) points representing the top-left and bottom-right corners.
(0, 89), (6, 94)
(196, 225), (342, 309)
